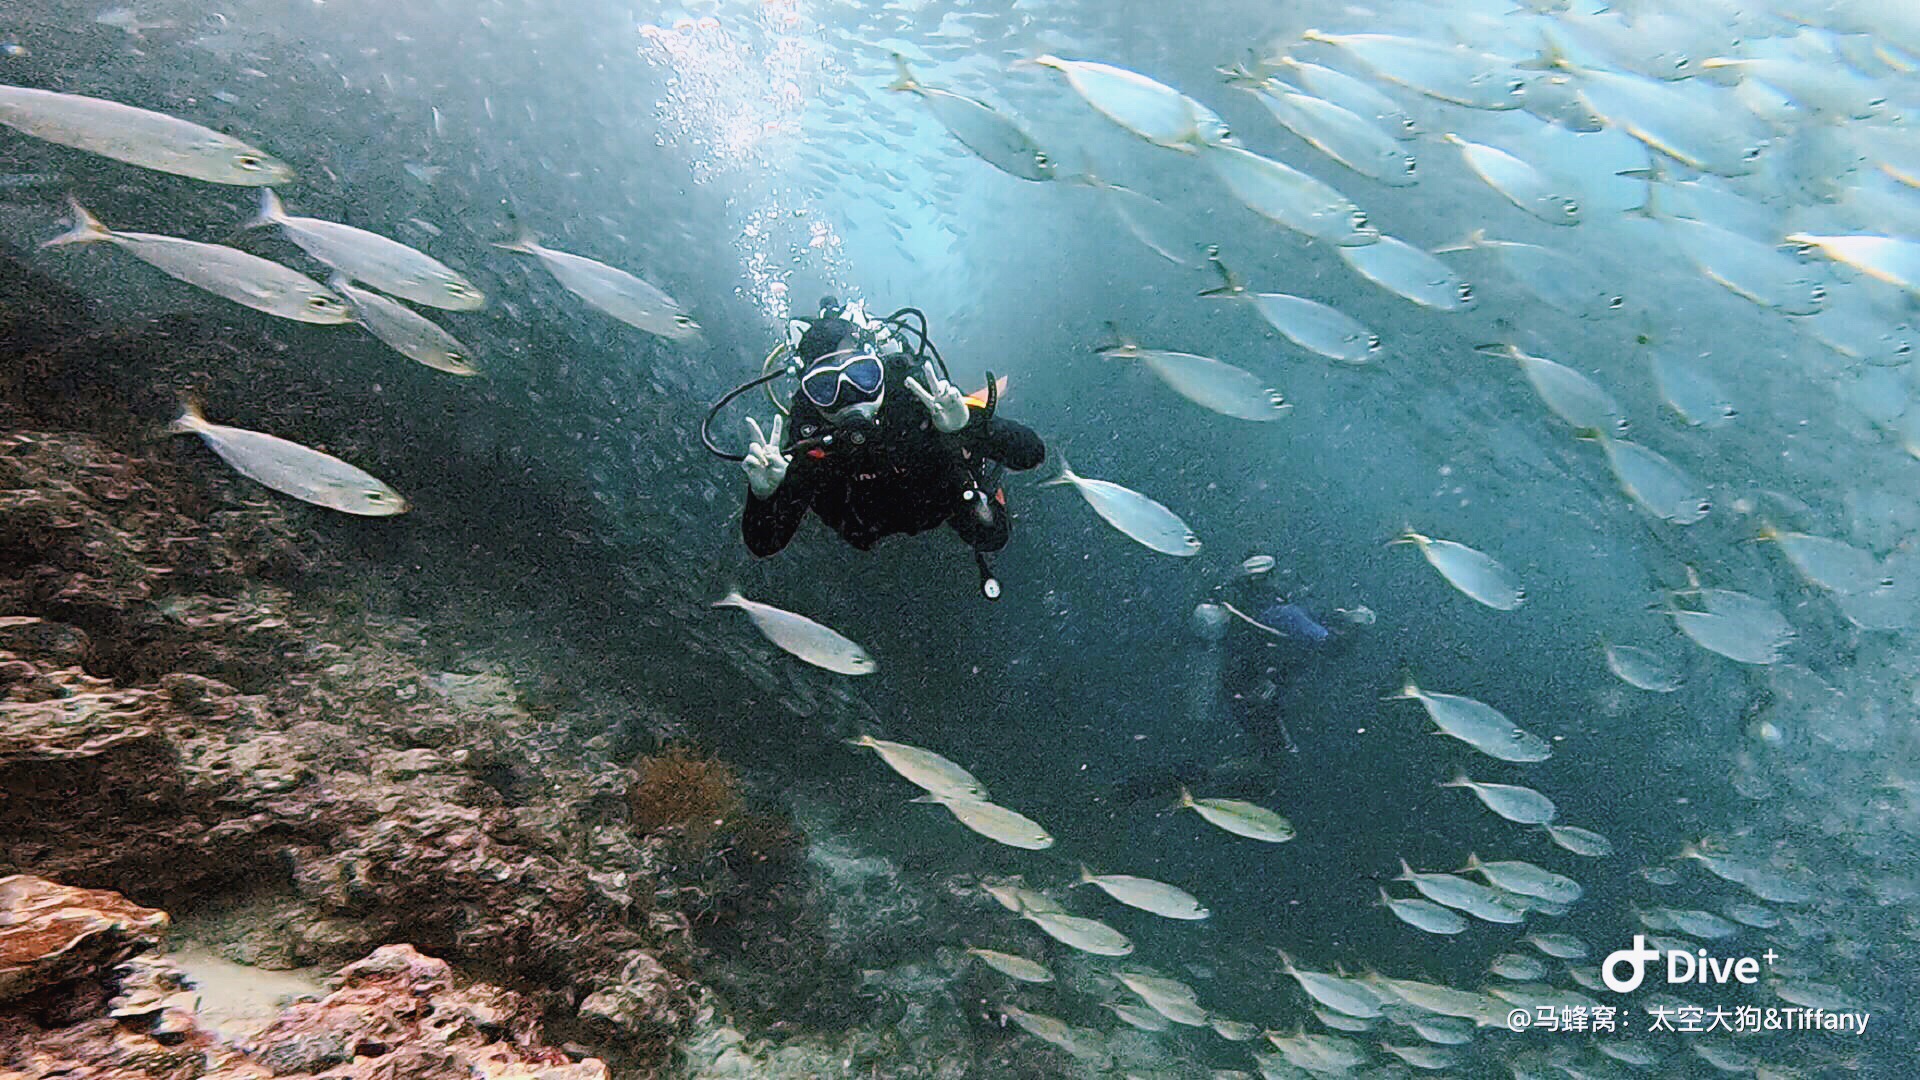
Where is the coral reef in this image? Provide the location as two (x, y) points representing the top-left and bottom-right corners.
(0, 252), (713, 1067)
(0, 873), (608, 1080)
(0, 250), (998, 1074)
(628, 745), (745, 853)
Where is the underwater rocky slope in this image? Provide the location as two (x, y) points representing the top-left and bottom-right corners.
(0, 250), (1054, 1077)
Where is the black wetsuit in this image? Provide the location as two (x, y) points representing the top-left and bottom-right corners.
(742, 353), (1045, 557)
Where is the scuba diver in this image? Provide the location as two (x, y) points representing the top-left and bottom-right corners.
(1109, 557), (1370, 808)
(1189, 556), (1371, 759)
(702, 297), (1045, 598)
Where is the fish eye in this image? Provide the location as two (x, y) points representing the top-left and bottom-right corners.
(1696, 500), (1713, 514)
(1743, 145), (1764, 161)
(308, 295), (335, 308)
(1560, 198), (1580, 218)
(1366, 335), (1383, 352)
(1614, 418), (1631, 434)
(1506, 79), (1526, 96)
(1035, 151), (1050, 165)
(235, 154), (263, 171)
(1402, 158), (1418, 176)
(1350, 210), (1370, 231)
(1455, 283), (1474, 302)
(1809, 285), (1828, 304)
(675, 314), (696, 326)
(1401, 118), (1417, 134)
(365, 490), (388, 502)
(1609, 296), (1626, 310)
(1721, 406), (1739, 419)
(1673, 56), (1690, 71)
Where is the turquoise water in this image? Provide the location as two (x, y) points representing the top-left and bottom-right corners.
(4, 0), (1917, 1075)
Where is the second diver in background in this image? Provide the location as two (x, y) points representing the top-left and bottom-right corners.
(1191, 556), (1372, 758)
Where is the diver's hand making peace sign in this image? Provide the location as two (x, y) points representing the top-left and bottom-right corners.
(742, 416), (789, 499)
(905, 360), (970, 434)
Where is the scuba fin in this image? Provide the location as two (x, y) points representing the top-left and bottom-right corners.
(964, 375), (1010, 409)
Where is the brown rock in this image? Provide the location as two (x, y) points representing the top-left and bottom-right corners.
(0, 875), (168, 1003)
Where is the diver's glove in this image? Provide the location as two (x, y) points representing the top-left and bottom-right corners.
(742, 416), (789, 499)
(905, 361), (970, 433)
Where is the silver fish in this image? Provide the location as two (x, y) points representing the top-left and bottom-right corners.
(1202, 142), (1379, 246)
(0, 83), (291, 184)
(712, 591), (875, 675)
(1660, 215), (1828, 315)
(1029, 55), (1230, 153)
(1098, 337), (1289, 421)
(497, 227), (700, 339)
(1201, 256), (1381, 363)
(1300, 30), (1527, 111)
(1267, 55), (1419, 139)
(889, 55), (1053, 182)
(252, 190), (483, 311)
(332, 276), (478, 376)
(1432, 231), (1624, 318)
(44, 197), (349, 324)
(1254, 86), (1417, 186)
(1574, 66), (1767, 176)
(1442, 134), (1581, 225)
(1337, 235), (1475, 310)
(1043, 455), (1201, 556)
(170, 400), (407, 516)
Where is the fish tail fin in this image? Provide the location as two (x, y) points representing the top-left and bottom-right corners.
(168, 395), (208, 435)
(492, 208), (540, 254)
(1460, 851), (1483, 874)
(1387, 526), (1426, 547)
(1094, 321), (1139, 355)
(1429, 227), (1487, 255)
(886, 53), (919, 93)
(1197, 247), (1244, 298)
(41, 196), (112, 248)
(711, 590), (746, 609)
(1383, 679), (1420, 702)
(245, 187), (286, 230)
(1439, 772), (1470, 789)
(1299, 28), (1332, 44)
(1075, 863), (1095, 885)
(1176, 784), (1196, 810)
(1471, 342), (1518, 360)
(907, 793), (940, 804)
(1395, 857), (1416, 881)
(841, 735), (874, 750)
(1038, 454), (1076, 487)
(1750, 520), (1781, 544)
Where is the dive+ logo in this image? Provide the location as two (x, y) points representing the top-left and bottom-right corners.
(1601, 935), (1779, 993)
